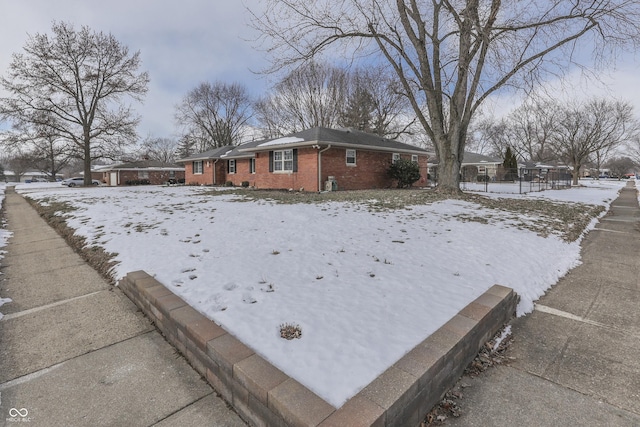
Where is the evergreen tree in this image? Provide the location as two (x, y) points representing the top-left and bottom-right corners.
(503, 146), (518, 181)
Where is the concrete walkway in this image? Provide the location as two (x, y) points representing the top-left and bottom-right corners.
(0, 188), (247, 426)
(447, 181), (640, 426)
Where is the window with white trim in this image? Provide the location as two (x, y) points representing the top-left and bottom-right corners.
(193, 160), (203, 174)
(392, 153), (401, 163)
(411, 155), (418, 163)
(346, 149), (356, 166)
(138, 170), (149, 179)
(274, 149), (294, 171)
(228, 159), (236, 174)
(249, 158), (256, 174)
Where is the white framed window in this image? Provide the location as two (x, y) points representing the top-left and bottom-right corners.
(193, 160), (203, 174)
(274, 149), (294, 172)
(249, 158), (256, 174)
(346, 149), (356, 166)
(411, 155), (418, 163)
(392, 153), (401, 163)
(228, 159), (236, 174)
(138, 170), (149, 179)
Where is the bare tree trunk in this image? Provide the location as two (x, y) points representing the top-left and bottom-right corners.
(572, 166), (580, 186)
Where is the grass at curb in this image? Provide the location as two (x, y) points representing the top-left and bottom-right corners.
(25, 197), (119, 284)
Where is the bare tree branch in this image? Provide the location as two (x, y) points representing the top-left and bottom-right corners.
(251, 0), (640, 191)
(0, 21), (149, 185)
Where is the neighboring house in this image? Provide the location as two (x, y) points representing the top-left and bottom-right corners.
(519, 161), (571, 183)
(175, 146), (235, 187)
(3, 170), (63, 183)
(92, 161), (185, 186)
(460, 152), (504, 181)
(429, 152), (504, 182)
(177, 127), (429, 191)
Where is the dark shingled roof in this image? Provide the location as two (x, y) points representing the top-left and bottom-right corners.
(177, 127), (428, 161)
(240, 127), (428, 155)
(94, 160), (184, 170)
(176, 145), (234, 162)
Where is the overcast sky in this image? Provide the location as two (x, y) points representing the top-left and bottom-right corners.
(2, 1), (640, 145)
(0, 0), (269, 139)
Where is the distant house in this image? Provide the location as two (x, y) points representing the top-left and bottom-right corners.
(4, 170), (63, 183)
(92, 161), (185, 186)
(460, 152), (504, 181)
(428, 152), (504, 182)
(177, 127), (429, 191)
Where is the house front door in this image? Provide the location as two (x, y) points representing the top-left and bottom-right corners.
(110, 172), (118, 186)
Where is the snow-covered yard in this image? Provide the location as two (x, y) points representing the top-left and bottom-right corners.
(2, 179), (628, 408)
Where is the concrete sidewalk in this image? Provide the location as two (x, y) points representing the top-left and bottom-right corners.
(0, 188), (247, 426)
(447, 181), (640, 426)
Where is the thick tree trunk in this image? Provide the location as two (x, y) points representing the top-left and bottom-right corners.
(433, 125), (465, 193)
(437, 154), (462, 193)
(83, 132), (92, 186)
(572, 166), (580, 186)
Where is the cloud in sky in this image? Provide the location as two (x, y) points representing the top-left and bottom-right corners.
(2, 2), (640, 145)
(0, 0), (269, 138)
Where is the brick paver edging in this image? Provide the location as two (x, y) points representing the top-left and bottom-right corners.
(119, 271), (518, 427)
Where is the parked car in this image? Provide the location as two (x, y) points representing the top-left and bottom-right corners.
(61, 177), (101, 187)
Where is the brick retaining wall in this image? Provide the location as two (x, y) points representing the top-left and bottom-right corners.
(119, 271), (518, 427)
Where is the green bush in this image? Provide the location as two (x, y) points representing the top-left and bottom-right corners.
(241, 181), (250, 188)
(388, 158), (421, 188)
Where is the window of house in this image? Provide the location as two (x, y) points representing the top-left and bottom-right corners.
(249, 158), (256, 174)
(411, 155), (418, 163)
(228, 159), (236, 174)
(138, 170), (149, 179)
(274, 149), (294, 171)
(392, 153), (401, 163)
(193, 160), (203, 174)
(346, 149), (356, 166)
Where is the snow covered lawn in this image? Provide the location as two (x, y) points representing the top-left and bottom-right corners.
(9, 180), (627, 407)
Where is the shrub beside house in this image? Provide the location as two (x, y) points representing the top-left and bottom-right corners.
(177, 127), (429, 191)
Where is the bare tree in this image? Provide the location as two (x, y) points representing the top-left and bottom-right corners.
(468, 116), (510, 158)
(508, 98), (559, 163)
(6, 153), (33, 182)
(1, 117), (73, 181)
(551, 99), (638, 185)
(137, 136), (178, 163)
(252, 1), (640, 192)
(340, 67), (415, 139)
(0, 22), (149, 186)
(604, 156), (637, 179)
(255, 61), (348, 137)
(175, 81), (253, 150)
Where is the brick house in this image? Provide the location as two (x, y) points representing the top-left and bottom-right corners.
(178, 127), (429, 191)
(93, 161), (185, 186)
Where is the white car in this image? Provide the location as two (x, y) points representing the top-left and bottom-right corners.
(61, 177), (101, 187)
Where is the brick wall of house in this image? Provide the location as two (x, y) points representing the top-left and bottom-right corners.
(185, 160), (225, 186)
(225, 158), (256, 187)
(111, 170), (185, 185)
(320, 148), (429, 190)
(253, 148), (320, 191)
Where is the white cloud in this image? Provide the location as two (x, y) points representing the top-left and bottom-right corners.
(0, 0), (268, 138)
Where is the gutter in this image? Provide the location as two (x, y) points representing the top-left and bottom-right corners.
(316, 144), (332, 192)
